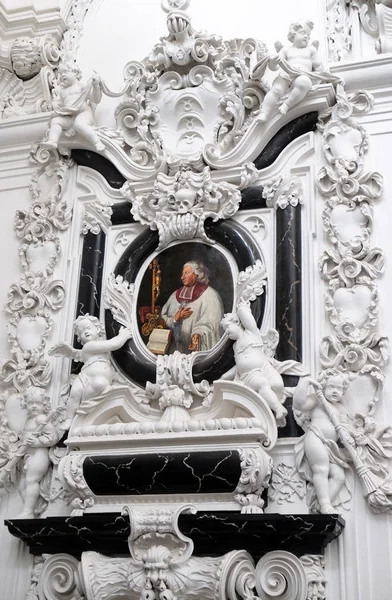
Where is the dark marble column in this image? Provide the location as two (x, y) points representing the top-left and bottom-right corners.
(76, 231), (106, 319)
(275, 204), (303, 437)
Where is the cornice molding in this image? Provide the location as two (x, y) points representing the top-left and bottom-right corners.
(330, 55), (392, 92)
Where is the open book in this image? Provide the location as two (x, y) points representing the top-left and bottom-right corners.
(147, 328), (172, 355)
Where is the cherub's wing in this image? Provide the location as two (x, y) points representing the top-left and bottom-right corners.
(48, 342), (81, 361)
(260, 329), (279, 358)
(311, 40), (320, 50)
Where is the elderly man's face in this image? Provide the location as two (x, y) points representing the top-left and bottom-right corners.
(181, 265), (198, 287)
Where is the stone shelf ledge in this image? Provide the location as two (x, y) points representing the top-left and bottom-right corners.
(6, 511), (344, 558)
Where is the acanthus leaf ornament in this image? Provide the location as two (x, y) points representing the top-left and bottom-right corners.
(235, 260), (267, 307)
(104, 274), (135, 329)
(81, 196), (113, 235)
(234, 447), (273, 513)
(58, 453), (95, 516)
(262, 175), (304, 211)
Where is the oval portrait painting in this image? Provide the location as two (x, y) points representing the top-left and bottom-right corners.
(136, 242), (234, 356)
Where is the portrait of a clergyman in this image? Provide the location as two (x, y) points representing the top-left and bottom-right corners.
(160, 260), (224, 353)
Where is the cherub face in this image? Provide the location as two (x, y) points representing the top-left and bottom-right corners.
(77, 319), (100, 344)
(59, 68), (78, 87)
(323, 376), (345, 403)
(292, 27), (311, 48)
(25, 390), (46, 416)
(222, 319), (241, 340)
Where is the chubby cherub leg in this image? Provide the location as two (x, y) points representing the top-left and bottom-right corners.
(17, 449), (50, 518)
(247, 371), (288, 424)
(304, 430), (335, 514)
(279, 74), (312, 115)
(65, 376), (85, 428)
(74, 112), (105, 152)
(328, 463), (346, 505)
(42, 116), (71, 149)
(258, 380), (288, 425)
(259, 76), (290, 122)
(82, 374), (112, 401)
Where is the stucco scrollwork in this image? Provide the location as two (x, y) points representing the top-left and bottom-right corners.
(234, 447), (273, 513)
(81, 197), (113, 236)
(262, 175), (303, 211)
(121, 164), (243, 250)
(104, 274), (135, 329)
(326, 0), (352, 62)
(308, 84), (392, 515)
(27, 506), (314, 600)
(147, 351), (212, 418)
(375, 0), (392, 53)
(255, 550), (308, 600)
(38, 554), (85, 600)
(58, 453), (95, 516)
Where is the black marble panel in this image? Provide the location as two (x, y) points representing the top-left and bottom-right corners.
(240, 185), (267, 211)
(6, 512), (344, 558)
(254, 112), (319, 171)
(83, 451), (241, 496)
(72, 149), (126, 189)
(112, 201), (135, 226)
(71, 231), (106, 375)
(77, 231), (106, 319)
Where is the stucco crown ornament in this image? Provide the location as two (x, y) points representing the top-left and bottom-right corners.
(113, 0), (268, 172)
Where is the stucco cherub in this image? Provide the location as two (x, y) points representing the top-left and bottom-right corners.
(293, 370), (352, 514)
(17, 386), (60, 518)
(49, 315), (132, 429)
(221, 303), (288, 426)
(253, 20), (335, 122)
(42, 61), (104, 152)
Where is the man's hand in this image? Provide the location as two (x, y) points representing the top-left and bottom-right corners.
(174, 306), (193, 322)
(188, 333), (200, 352)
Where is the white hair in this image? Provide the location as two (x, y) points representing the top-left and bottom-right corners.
(183, 261), (209, 284)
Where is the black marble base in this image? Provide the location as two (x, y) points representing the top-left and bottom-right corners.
(84, 451), (241, 496)
(6, 511), (344, 558)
